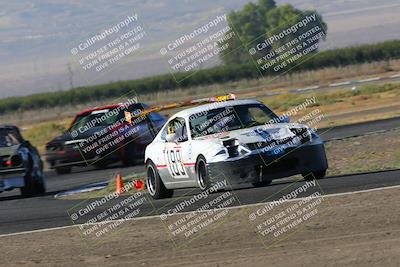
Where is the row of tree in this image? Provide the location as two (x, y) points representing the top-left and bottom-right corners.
(0, 39), (399, 114)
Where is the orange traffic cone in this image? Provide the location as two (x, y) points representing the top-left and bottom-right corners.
(116, 174), (124, 194)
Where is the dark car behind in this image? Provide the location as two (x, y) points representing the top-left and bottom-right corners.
(0, 125), (46, 196)
(45, 102), (166, 174)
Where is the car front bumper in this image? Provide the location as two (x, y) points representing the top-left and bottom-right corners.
(207, 143), (328, 185)
(0, 168), (26, 192)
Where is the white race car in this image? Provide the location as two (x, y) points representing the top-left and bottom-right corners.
(144, 94), (328, 199)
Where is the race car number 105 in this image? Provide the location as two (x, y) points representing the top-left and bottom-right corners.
(165, 148), (188, 178)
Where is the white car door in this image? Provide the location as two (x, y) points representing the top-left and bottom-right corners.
(162, 117), (192, 182)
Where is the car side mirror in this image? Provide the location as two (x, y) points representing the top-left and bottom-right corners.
(281, 115), (290, 123)
(165, 133), (177, 143)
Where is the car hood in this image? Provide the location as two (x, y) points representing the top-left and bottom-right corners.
(0, 145), (20, 156)
(48, 126), (106, 144)
(195, 123), (307, 144)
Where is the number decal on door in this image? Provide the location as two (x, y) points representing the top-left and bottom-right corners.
(165, 148), (188, 178)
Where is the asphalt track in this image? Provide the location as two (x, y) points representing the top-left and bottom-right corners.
(0, 117), (399, 235)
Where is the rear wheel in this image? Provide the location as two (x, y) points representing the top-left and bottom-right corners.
(302, 170), (327, 181)
(146, 161), (173, 199)
(55, 166), (72, 175)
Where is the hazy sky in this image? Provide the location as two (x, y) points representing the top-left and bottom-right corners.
(0, 0), (400, 99)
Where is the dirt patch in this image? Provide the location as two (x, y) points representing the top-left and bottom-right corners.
(266, 84), (400, 129)
(326, 129), (400, 176)
(2, 187), (400, 267)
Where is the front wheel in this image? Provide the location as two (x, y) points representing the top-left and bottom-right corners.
(20, 173), (35, 197)
(196, 156), (211, 191)
(21, 163), (46, 197)
(146, 161), (173, 199)
(302, 170), (327, 181)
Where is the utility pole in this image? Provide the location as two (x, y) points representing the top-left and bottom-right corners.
(67, 63), (74, 89)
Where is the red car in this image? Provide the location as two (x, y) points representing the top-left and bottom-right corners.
(45, 102), (166, 174)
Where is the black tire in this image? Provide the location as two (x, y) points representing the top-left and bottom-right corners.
(34, 179), (46, 195)
(196, 155), (211, 191)
(302, 170), (327, 181)
(252, 179), (272, 187)
(34, 164), (46, 195)
(20, 161), (45, 197)
(121, 142), (136, 166)
(20, 172), (35, 197)
(55, 166), (72, 175)
(146, 161), (173, 199)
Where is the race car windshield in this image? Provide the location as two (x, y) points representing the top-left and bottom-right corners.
(70, 109), (124, 132)
(190, 104), (279, 138)
(0, 129), (20, 147)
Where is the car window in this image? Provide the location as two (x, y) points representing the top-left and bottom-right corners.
(161, 117), (188, 142)
(190, 104), (279, 138)
(177, 121), (188, 142)
(149, 112), (165, 121)
(160, 125), (168, 140)
(70, 109), (124, 131)
(0, 129), (20, 147)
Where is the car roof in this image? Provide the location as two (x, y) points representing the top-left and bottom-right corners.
(0, 125), (18, 130)
(76, 103), (148, 116)
(172, 99), (262, 119)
